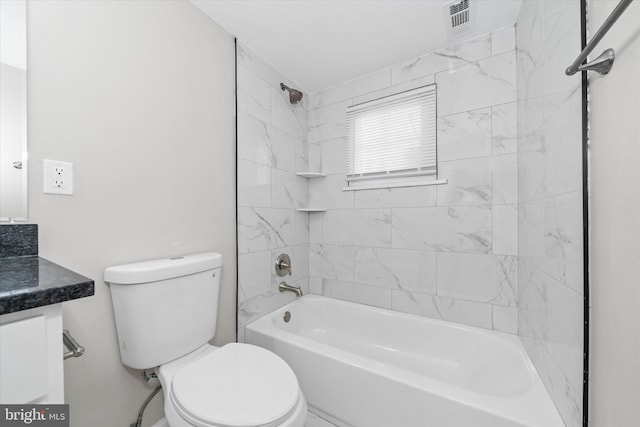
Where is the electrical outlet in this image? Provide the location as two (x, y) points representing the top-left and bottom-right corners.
(44, 159), (74, 195)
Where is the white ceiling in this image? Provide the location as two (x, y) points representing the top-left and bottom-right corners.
(192, 0), (522, 93)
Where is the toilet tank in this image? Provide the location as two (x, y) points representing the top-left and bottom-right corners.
(105, 252), (222, 369)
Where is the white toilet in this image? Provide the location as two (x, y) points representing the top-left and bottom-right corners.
(105, 252), (307, 427)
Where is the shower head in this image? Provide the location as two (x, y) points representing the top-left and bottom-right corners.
(280, 83), (303, 105)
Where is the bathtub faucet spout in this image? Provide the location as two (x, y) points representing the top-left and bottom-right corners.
(279, 281), (303, 298)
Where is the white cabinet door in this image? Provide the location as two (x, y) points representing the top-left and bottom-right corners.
(0, 305), (64, 403)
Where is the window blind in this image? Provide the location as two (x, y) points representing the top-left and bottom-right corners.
(345, 84), (437, 186)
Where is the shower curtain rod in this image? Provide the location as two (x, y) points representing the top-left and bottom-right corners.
(565, 0), (634, 76)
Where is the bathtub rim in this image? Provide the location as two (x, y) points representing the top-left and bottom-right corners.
(246, 294), (565, 427)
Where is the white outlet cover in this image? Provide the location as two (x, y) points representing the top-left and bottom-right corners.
(43, 159), (74, 195)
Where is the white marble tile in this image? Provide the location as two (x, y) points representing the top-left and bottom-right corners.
(520, 255), (583, 309)
(492, 102), (518, 154)
(546, 329), (583, 387)
(518, 253), (582, 319)
(321, 68), (391, 106)
(518, 201), (547, 257)
(516, 42), (585, 415)
(238, 207), (295, 253)
(295, 137), (309, 173)
(391, 33), (491, 85)
(524, 333), (582, 427)
(307, 142), (322, 173)
(353, 186), (422, 209)
(542, 90), (582, 151)
(322, 279), (392, 309)
(491, 153), (518, 204)
(518, 258), (548, 314)
(353, 75), (435, 106)
(492, 305), (518, 334)
(441, 32), (493, 59)
(417, 185), (438, 207)
(517, 30), (581, 101)
(238, 250), (271, 303)
(542, 195), (583, 260)
(392, 53), (450, 86)
(272, 169), (308, 209)
(491, 25), (516, 56)
(237, 43), (294, 92)
(308, 101), (349, 144)
(392, 206), (491, 253)
(551, 90), (581, 149)
(492, 204), (518, 256)
(237, 112), (274, 167)
(307, 91), (323, 111)
(354, 248), (419, 291)
(237, 159), (271, 208)
(437, 157), (491, 206)
(518, 148), (581, 203)
(295, 211), (309, 247)
(522, 231), (582, 290)
(515, 2), (544, 48)
(321, 138), (347, 174)
(237, 65), (270, 123)
(437, 253), (517, 307)
(308, 277), (323, 295)
(518, 305), (547, 341)
(323, 209), (392, 248)
(391, 291), (493, 329)
(297, 277), (310, 296)
(517, 97), (544, 151)
(436, 51), (517, 117)
(270, 127), (298, 173)
(438, 108), (492, 161)
(309, 244), (354, 282)
(308, 211), (322, 244)
(309, 174), (353, 210)
(271, 86), (308, 140)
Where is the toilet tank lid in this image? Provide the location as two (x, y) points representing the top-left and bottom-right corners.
(104, 252), (222, 285)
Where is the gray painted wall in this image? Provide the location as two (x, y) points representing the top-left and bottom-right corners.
(27, 2), (236, 426)
(589, 0), (640, 425)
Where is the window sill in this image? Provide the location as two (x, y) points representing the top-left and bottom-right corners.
(342, 178), (447, 192)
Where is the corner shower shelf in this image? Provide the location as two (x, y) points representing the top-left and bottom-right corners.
(296, 208), (327, 213)
(296, 172), (326, 179)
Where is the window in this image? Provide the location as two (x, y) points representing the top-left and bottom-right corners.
(345, 84), (440, 190)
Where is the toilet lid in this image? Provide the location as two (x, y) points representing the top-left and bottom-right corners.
(171, 343), (300, 427)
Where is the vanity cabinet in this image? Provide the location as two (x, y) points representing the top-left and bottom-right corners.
(0, 225), (94, 404)
(0, 304), (64, 403)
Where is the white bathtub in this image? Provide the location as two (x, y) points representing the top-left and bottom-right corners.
(246, 295), (564, 427)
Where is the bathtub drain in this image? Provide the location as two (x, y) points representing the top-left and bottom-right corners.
(283, 311), (291, 323)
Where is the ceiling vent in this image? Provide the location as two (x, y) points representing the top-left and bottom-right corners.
(443, 0), (475, 41)
(449, 0), (470, 28)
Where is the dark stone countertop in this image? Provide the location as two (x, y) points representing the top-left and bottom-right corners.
(0, 256), (94, 315)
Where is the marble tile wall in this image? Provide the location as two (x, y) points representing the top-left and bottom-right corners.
(516, 1), (584, 426)
(306, 27), (519, 334)
(236, 43), (310, 340)
(236, 11), (583, 426)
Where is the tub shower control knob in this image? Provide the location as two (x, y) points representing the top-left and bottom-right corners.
(275, 254), (292, 276)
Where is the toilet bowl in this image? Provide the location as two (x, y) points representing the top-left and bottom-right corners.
(158, 344), (307, 427)
(105, 253), (307, 427)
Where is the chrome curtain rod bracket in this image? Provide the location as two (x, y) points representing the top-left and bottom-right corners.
(565, 0), (633, 76)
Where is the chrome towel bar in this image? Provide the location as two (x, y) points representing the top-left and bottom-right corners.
(63, 329), (85, 360)
(565, 0), (634, 76)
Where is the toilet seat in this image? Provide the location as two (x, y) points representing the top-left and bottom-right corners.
(169, 343), (301, 427)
